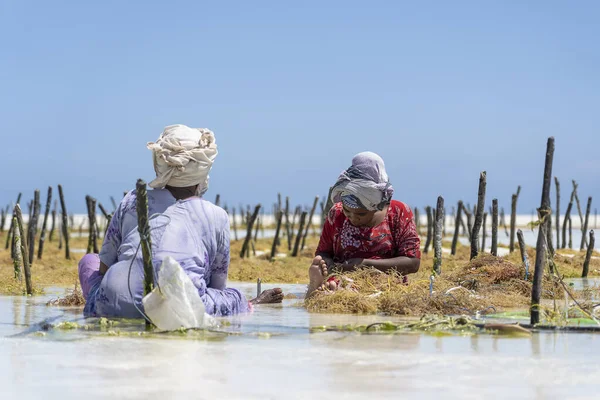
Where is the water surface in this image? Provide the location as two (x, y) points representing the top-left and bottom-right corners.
(2, 283), (600, 400)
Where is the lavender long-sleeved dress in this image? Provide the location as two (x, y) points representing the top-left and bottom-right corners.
(83, 189), (249, 318)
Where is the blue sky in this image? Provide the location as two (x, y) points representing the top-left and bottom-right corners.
(1, 1), (598, 215)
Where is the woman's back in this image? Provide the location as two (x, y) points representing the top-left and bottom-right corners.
(89, 189), (231, 317)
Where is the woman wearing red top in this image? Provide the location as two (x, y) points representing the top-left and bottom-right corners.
(307, 152), (421, 297)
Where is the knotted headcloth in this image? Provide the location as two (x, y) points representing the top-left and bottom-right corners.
(147, 124), (218, 196)
(331, 152), (394, 211)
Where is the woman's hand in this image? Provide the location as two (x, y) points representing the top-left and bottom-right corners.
(341, 258), (365, 271)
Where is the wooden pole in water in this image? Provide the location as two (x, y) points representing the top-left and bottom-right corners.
(27, 190), (40, 264)
(554, 177), (560, 248)
(14, 205), (33, 295)
(470, 171), (487, 260)
(49, 200), (57, 242)
(433, 196), (444, 274)
(240, 204), (261, 258)
(568, 216), (573, 249)
(572, 181), (588, 248)
(284, 197), (292, 251)
(450, 201), (463, 256)
(463, 204), (473, 241)
(231, 208), (238, 241)
(37, 187), (52, 260)
(500, 207), (509, 237)
(270, 211), (283, 260)
(582, 231), (595, 278)
(98, 203), (110, 219)
(110, 196), (118, 210)
(481, 213), (488, 252)
(423, 206), (433, 254)
(11, 217), (22, 281)
(291, 205), (300, 236)
(57, 185), (70, 259)
(301, 196), (319, 250)
(135, 180), (154, 328)
(531, 137), (554, 326)
(491, 199), (498, 256)
(580, 197), (592, 251)
(0, 208), (5, 233)
(6, 193), (22, 252)
(292, 211), (308, 257)
(86, 195), (99, 253)
(562, 194), (574, 249)
(214, 194), (220, 207)
(517, 229), (530, 280)
(414, 207), (421, 234)
(509, 192), (518, 253)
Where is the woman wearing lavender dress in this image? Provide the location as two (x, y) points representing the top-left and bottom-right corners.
(78, 124), (283, 318)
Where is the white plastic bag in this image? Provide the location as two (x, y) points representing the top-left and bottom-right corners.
(142, 256), (214, 331)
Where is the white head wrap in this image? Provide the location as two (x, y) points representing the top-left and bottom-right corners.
(331, 151), (394, 211)
(147, 124), (218, 195)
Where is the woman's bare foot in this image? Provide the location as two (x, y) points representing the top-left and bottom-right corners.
(250, 288), (284, 305)
(306, 256), (328, 298)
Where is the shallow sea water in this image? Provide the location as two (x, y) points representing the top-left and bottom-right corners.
(2, 282), (600, 400)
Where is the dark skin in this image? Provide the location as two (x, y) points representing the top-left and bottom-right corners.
(316, 203), (420, 275)
(100, 184), (283, 304)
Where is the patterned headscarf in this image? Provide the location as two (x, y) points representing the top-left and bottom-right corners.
(147, 124), (218, 195)
(331, 152), (394, 211)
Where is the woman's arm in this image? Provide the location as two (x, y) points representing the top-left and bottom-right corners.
(341, 256), (420, 274)
(315, 206), (338, 267)
(204, 211), (250, 316)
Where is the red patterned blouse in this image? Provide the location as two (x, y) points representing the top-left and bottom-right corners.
(316, 200), (421, 262)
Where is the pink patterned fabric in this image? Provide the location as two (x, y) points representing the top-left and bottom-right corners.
(316, 200), (421, 262)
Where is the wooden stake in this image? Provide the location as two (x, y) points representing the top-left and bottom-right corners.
(14, 205), (33, 295)
(284, 197), (292, 251)
(500, 207), (509, 237)
(470, 172), (487, 259)
(270, 211), (283, 260)
(11, 217), (22, 281)
(0, 208), (5, 233)
(232, 207), (238, 241)
(580, 197), (592, 251)
(5, 192), (22, 252)
(451, 201), (463, 256)
(509, 192), (518, 253)
(433, 196), (444, 274)
(86, 195), (99, 253)
(424, 206), (433, 254)
(58, 185), (70, 259)
(463, 204), (473, 241)
(49, 199), (57, 242)
(214, 194), (220, 207)
(568, 216), (572, 249)
(554, 177), (560, 249)
(517, 229), (530, 280)
(573, 181), (588, 247)
(481, 213), (488, 252)
(414, 207), (421, 234)
(292, 211), (308, 257)
(301, 196), (319, 250)
(491, 199), (498, 256)
(240, 204), (261, 258)
(531, 137), (554, 325)
(582, 231), (595, 278)
(27, 190), (40, 264)
(562, 193), (574, 249)
(37, 187), (52, 260)
(135, 180), (153, 328)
